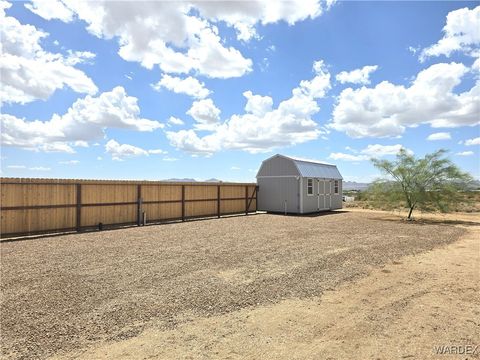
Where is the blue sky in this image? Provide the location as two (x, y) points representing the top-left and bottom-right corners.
(1, 1), (479, 182)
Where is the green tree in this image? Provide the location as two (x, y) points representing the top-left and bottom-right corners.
(370, 149), (473, 220)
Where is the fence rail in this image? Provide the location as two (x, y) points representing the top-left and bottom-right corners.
(0, 178), (257, 238)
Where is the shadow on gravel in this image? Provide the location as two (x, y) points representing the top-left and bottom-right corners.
(0, 213), (262, 244)
(265, 210), (348, 218)
(370, 217), (480, 227)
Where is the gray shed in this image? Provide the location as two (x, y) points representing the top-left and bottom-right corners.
(256, 154), (343, 214)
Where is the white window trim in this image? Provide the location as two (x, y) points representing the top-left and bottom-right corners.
(307, 178), (314, 196)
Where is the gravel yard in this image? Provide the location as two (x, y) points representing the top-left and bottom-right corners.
(0, 211), (466, 359)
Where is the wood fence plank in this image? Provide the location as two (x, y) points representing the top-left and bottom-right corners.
(0, 178), (256, 238)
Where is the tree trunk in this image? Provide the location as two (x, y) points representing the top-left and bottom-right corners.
(407, 206), (415, 220)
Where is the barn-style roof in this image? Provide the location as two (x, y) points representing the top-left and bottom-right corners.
(257, 154), (343, 179)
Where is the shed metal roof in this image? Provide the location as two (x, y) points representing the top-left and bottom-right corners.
(258, 154), (343, 179)
(294, 160), (343, 179)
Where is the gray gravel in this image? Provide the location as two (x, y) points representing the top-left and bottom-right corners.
(0, 211), (465, 359)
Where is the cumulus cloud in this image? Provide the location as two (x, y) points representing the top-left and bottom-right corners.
(195, 0), (326, 41)
(331, 62), (479, 138)
(152, 74), (211, 99)
(420, 6), (480, 61)
(168, 117), (185, 126)
(427, 132), (452, 141)
(24, 1), (334, 78)
(243, 91), (273, 116)
(167, 60), (331, 155)
(0, 1), (97, 105)
(456, 150), (474, 156)
(26, 0), (74, 22)
(336, 65), (378, 85)
(148, 149), (167, 155)
(186, 98), (221, 130)
(1, 87), (163, 152)
(329, 144), (412, 162)
(464, 137), (480, 146)
(329, 153), (369, 162)
(360, 144), (411, 156)
(105, 140), (147, 161)
(105, 140), (167, 161)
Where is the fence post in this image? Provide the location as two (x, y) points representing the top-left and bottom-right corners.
(76, 184), (82, 232)
(255, 185), (258, 212)
(181, 185), (185, 221)
(217, 185), (221, 218)
(245, 185), (249, 215)
(137, 184), (142, 226)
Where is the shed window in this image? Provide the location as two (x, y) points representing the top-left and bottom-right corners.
(334, 180), (339, 194)
(307, 178), (314, 195)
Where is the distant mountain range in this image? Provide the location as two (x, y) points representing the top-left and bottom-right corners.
(343, 181), (370, 191)
(163, 178), (197, 182)
(163, 178), (222, 182)
(164, 179), (370, 190)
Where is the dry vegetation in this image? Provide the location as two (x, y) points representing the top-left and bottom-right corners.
(344, 190), (480, 213)
(1, 211), (473, 359)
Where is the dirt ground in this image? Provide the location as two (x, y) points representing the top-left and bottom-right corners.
(1, 210), (478, 359)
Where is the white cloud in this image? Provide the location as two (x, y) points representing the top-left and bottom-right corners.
(360, 144), (411, 156)
(408, 46), (419, 55)
(105, 139), (148, 161)
(59, 160), (79, 165)
(7, 165), (26, 169)
(74, 140), (89, 147)
(29, 166), (50, 171)
(148, 149), (167, 155)
(426, 132), (451, 141)
(41, 142), (76, 153)
(1, 87), (163, 152)
(336, 65), (378, 85)
(25, 0), (74, 22)
(24, 1), (333, 78)
(64, 50), (95, 66)
(187, 98), (221, 130)
(297, 60), (331, 98)
(329, 153), (369, 162)
(0, 1), (97, 105)
(243, 91), (273, 117)
(331, 62), (480, 138)
(168, 116), (185, 126)
(167, 60), (330, 155)
(464, 137), (480, 146)
(162, 157), (179, 162)
(195, 1), (326, 41)
(329, 144), (411, 162)
(456, 151), (474, 156)
(420, 6), (480, 61)
(105, 140), (166, 160)
(153, 74), (210, 99)
(231, 166), (241, 170)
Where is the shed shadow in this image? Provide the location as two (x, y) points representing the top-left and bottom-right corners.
(266, 210), (348, 218)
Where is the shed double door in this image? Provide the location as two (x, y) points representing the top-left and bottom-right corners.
(316, 179), (331, 210)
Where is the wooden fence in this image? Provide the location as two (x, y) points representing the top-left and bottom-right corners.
(0, 178), (257, 238)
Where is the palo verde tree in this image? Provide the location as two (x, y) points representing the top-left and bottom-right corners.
(370, 149), (473, 220)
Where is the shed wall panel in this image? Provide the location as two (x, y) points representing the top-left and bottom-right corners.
(301, 179), (343, 212)
(257, 177), (299, 213)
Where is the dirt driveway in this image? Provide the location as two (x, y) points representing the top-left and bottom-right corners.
(1, 210), (478, 359)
